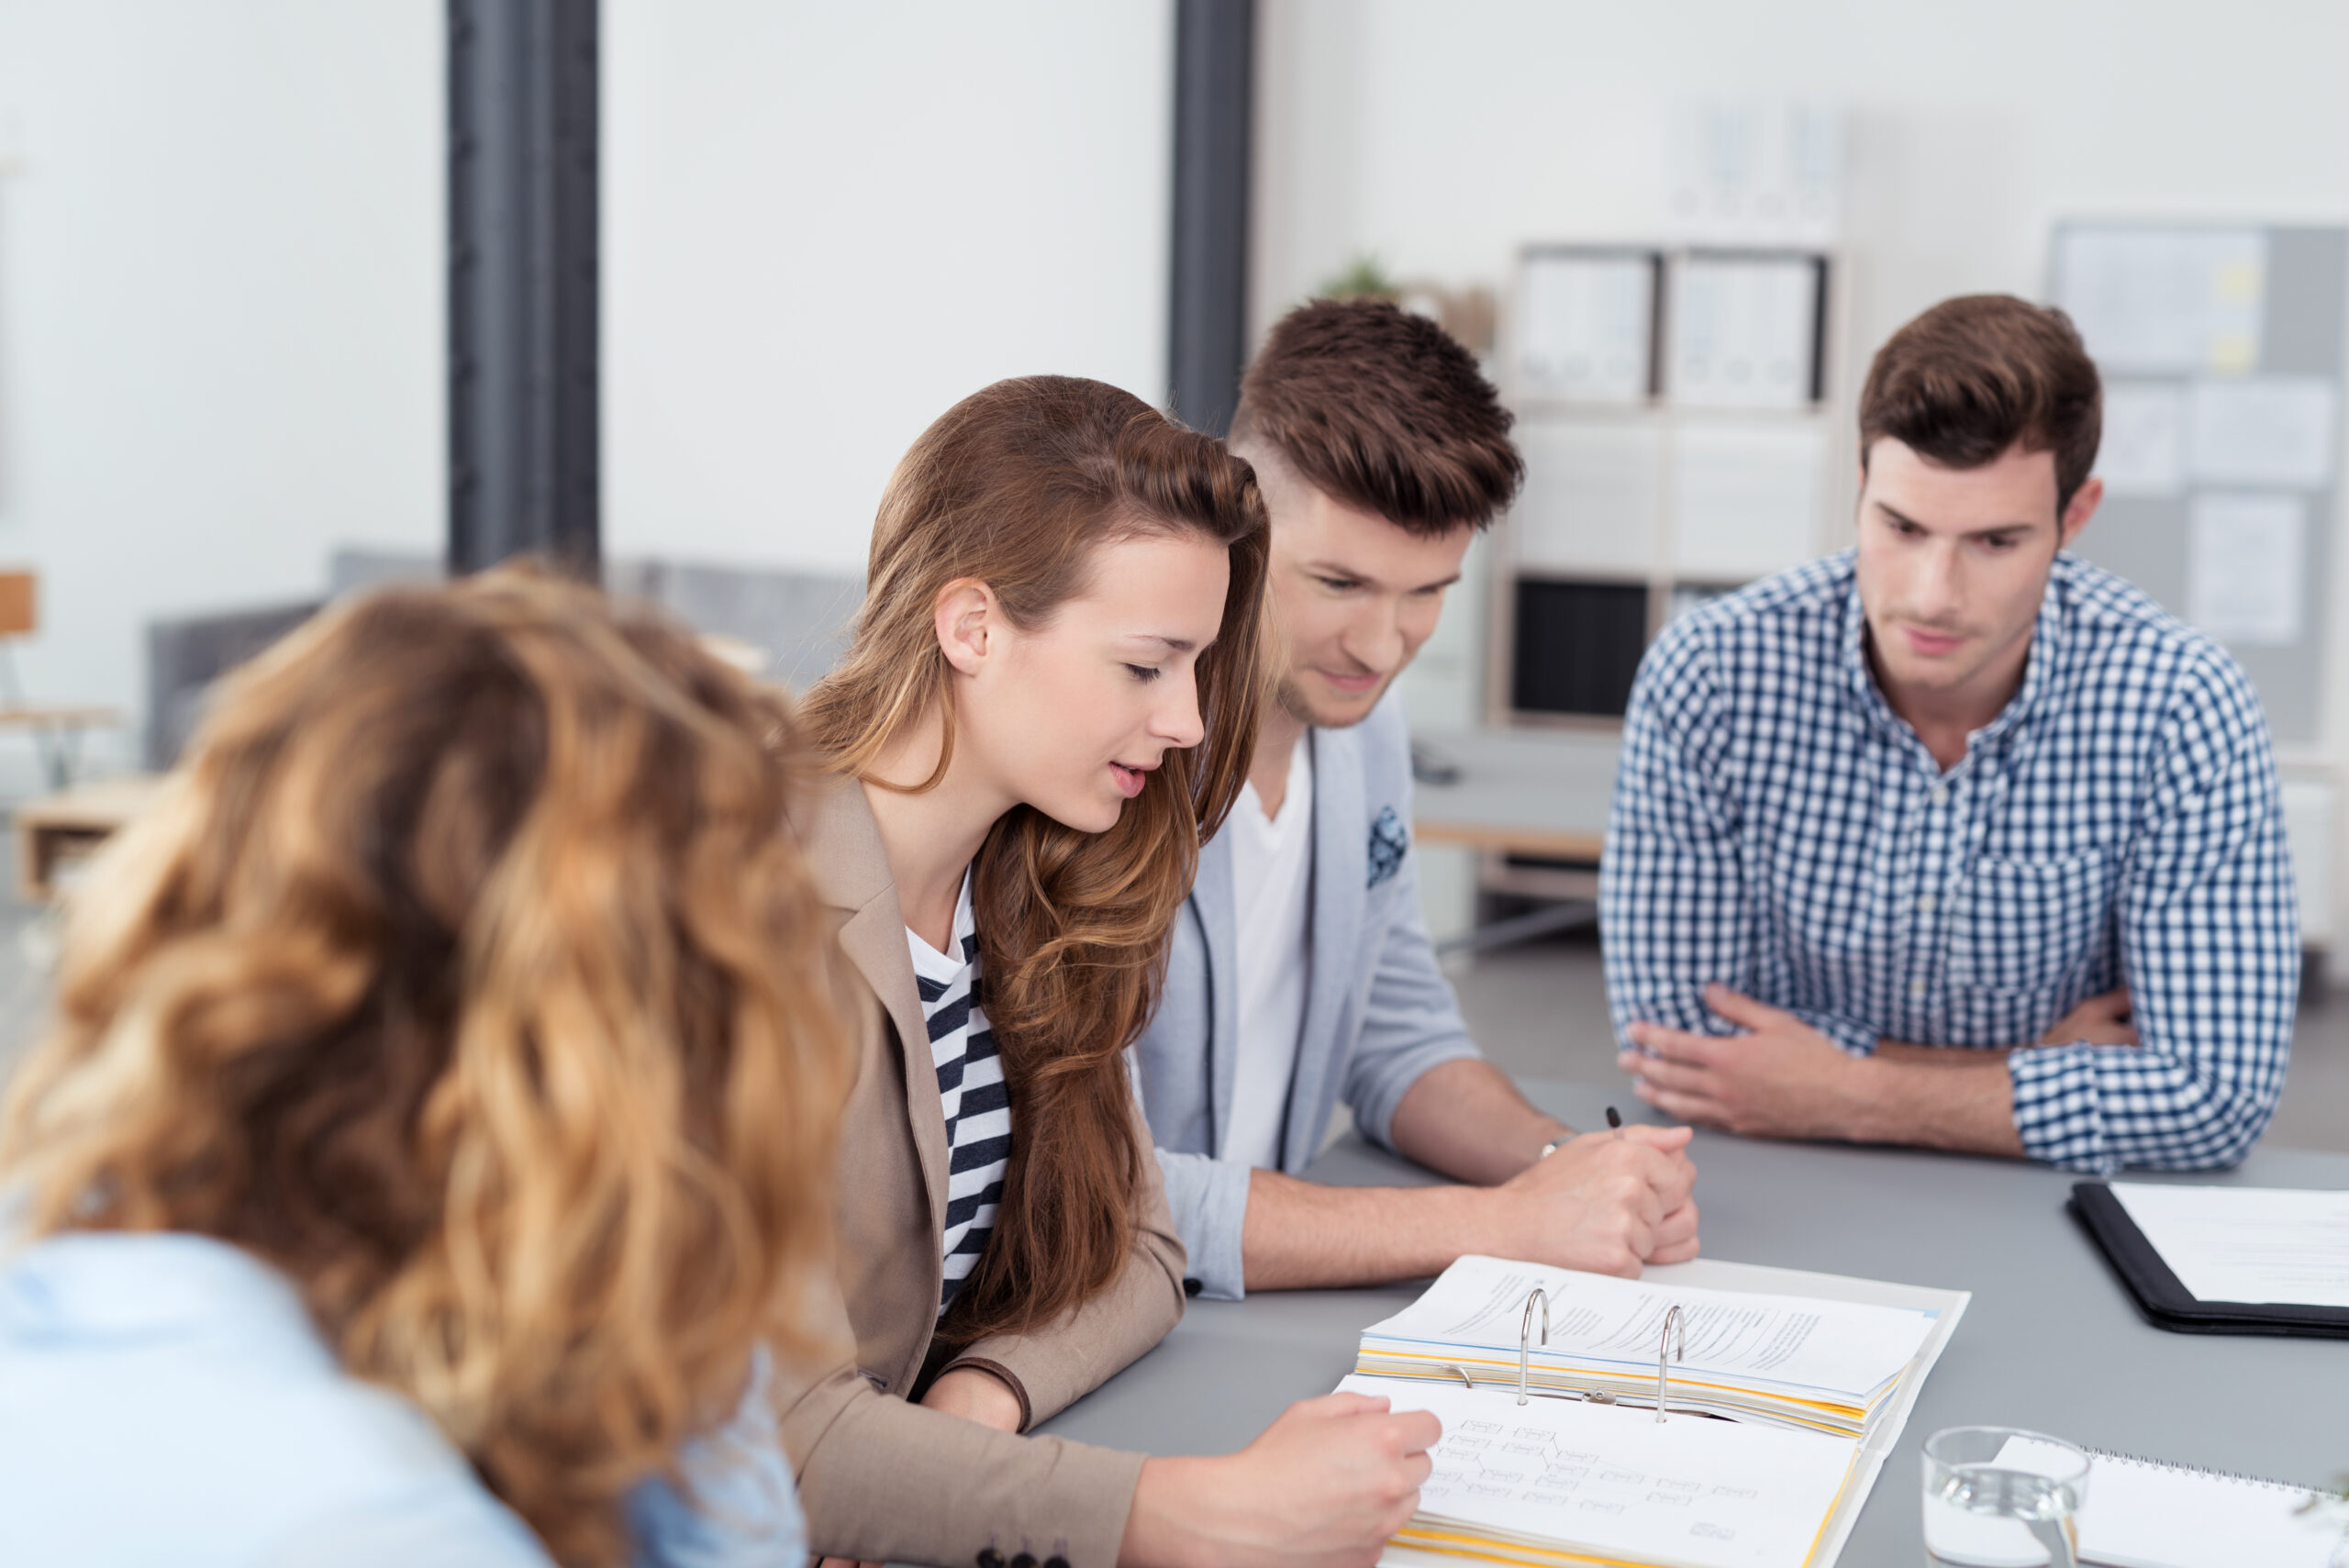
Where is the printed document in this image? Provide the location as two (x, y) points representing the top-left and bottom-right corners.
(1349, 1374), (1855, 1568)
(2110, 1183), (2349, 1307)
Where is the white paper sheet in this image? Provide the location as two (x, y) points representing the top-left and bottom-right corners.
(1361, 1255), (1936, 1401)
(1668, 256), (1819, 408)
(1511, 421), (1663, 574)
(2052, 228), (2266, 376)
(1345, 1374), (1856, 1568)
(1520, 252), (1657, 403)
(2110, 1183), (2349, 1307)
(2187, 376), (2340, 487)
(2186, 493), (2304, 646)
(2097, 384), (2188, 497)
(1672, 424), (1823, 580)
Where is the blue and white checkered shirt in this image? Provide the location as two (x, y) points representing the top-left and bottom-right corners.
(1600, 550), (2297, 1173)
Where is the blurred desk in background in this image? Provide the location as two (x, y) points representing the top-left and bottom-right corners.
(1411, 728), (1620, 943)
(17, 774), (162, 902)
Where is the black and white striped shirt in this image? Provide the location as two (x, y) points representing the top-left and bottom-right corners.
(907, 873), (1012, 1316)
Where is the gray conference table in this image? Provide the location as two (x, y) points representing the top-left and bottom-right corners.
(1039, 1079), (2349, 1564)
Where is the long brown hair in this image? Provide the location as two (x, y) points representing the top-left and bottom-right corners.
(0, 570), (855, 1568)
(799, 375), (1267, 1343)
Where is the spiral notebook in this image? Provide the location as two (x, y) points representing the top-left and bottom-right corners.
(1992, 1439), (2348, 1568)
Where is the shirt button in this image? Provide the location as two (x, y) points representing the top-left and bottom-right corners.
(1011, 1554), (1038, 1568)
(977, 1552), (1005, 1568)
(1046, 1558), (1072, 1568)
(1909, 980), (1927, 997)
(1929, 784), (1949, 806)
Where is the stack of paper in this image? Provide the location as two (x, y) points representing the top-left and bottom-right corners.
(1355, 1256), (1940, 1439)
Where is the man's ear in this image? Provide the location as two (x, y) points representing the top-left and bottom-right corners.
(2057, 475), (2104, 550)
(934, 578), (998, 676)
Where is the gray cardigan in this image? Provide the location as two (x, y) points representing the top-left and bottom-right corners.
(1131, 694), (1482, 1299)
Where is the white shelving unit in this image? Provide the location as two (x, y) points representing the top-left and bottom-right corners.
(1486, 243), (1854, 730)
(1464, 242), (1852, 907)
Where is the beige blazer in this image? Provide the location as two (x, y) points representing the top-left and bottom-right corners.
(775, 775), (1188, 1568)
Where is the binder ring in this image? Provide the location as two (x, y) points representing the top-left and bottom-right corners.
(1518, 1288), (1550, 1406)
(1654, 1304), (1685, 1424)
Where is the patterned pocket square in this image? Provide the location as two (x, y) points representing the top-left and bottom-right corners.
(1367, 804), (1409, 889)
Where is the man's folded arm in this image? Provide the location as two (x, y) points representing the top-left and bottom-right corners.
(2010, 659), (2298, 1173)
(1784, 1006), (1885, 1057)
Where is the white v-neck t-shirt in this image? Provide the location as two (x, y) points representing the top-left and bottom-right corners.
(1223, 731), (1314, 1171)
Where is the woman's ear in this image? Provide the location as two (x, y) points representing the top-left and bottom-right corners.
(934, 578), (997, 676)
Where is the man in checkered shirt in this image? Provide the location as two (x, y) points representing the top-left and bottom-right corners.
(1603, 295), (2297, 1173)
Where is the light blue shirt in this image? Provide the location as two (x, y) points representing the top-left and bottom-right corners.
(0, 1229), (806, 1568)
(1133, 693), (1483, 1300)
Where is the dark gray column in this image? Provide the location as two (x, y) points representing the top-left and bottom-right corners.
(1167, 0), (1254, 438)
(447, 0), (599, 576)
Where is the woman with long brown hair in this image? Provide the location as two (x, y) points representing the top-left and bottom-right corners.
(781, 375), (1438, 1568)
(0, 573), (854, 1568)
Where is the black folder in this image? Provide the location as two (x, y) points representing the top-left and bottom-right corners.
(2069, 1181), (2349, 1339)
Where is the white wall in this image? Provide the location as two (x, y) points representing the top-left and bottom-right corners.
(1258, 0), (2349, 932)
(604, 0), (1175, 575)
(1254, 0), (2349, 360)
(0, 0), (441, 786)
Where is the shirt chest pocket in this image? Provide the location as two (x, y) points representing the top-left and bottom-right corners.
(1945, 848), (2113, 994)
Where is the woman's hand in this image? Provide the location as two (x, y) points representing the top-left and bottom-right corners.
(1119, 1392), (1439, 1568)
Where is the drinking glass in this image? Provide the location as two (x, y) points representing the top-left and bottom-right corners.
(1921, 1427), (2090, 1568)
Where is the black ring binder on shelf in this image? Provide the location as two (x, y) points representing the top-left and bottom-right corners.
(2068, 1180), (2349, 1339)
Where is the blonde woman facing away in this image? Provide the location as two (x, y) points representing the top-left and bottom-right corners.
(0, 573), (856, 1568)
(780, 375), (1438, 1568)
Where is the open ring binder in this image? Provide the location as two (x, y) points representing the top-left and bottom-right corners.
(1655, 1303), (1685, 1424)
(1429, 1289), (1724, 1423)
(1517, 1288), (1549, 1406)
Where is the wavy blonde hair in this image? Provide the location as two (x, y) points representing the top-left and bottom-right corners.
(799, 375), (1267, 1345)
(0, 569), (855, 1568)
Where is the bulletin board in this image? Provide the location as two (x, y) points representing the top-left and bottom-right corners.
(2051, 224), (2348, 744)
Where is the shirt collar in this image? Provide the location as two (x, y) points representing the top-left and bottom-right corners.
(1840, 553), (2071, 759)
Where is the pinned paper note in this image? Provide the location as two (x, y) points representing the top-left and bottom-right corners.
(2188, 376), (2339, 488)
(2188, 493), (2304, 646)
(2053, 228), (2267, 376)
(2097, 384), (2188, 497)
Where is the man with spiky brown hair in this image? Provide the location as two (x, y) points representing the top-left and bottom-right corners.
(1132, 300), (1701, 1300)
